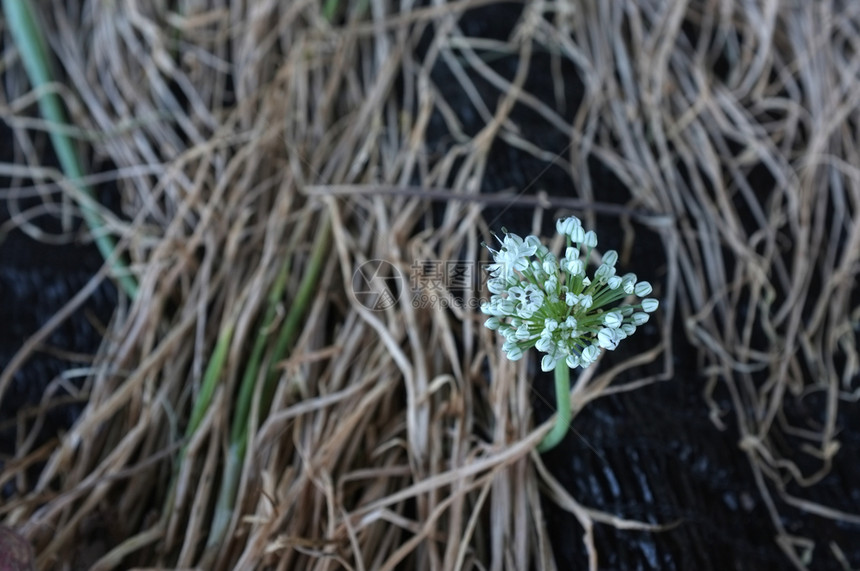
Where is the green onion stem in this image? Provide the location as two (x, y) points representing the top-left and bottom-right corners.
(537, 363), (571, 452)
(206, 212), (332, 549)
(4, 0), (138, 298)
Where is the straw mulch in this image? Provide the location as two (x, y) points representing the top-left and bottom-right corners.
(1, 1), (859, 569)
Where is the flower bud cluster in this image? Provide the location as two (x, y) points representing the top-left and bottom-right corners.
(481, 216), (658, 371)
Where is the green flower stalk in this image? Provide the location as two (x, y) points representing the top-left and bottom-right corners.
(481, 216), (658, 451)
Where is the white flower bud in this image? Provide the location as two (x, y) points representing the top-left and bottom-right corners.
(484, 317), (501, 330)
(603, 311), (623, 328)
(641, 298), (659, 313)
(487, 278), (507, 294)
(602, 250), (618, 267)
(541, 354), (558, 372)
(556, 216), (578, 236)
(581, 345), (600, 364)
(631, 312), (649, 326)
(503, 342), (523, 360)
(582, 231), (598, 248)
(621, 273), (637, 295)
(597, 328), (621, 350)
(498, 299), (516, 315)
(634, 281), (652, 297)
(536, 335), (552, 353)
(565, 258), (584, 276)
(516, 305), (536, 319)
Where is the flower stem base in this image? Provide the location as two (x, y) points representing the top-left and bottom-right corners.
(537, 363), (572, 452)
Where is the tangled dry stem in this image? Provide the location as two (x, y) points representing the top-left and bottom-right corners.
(0, 1), (858, 569)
